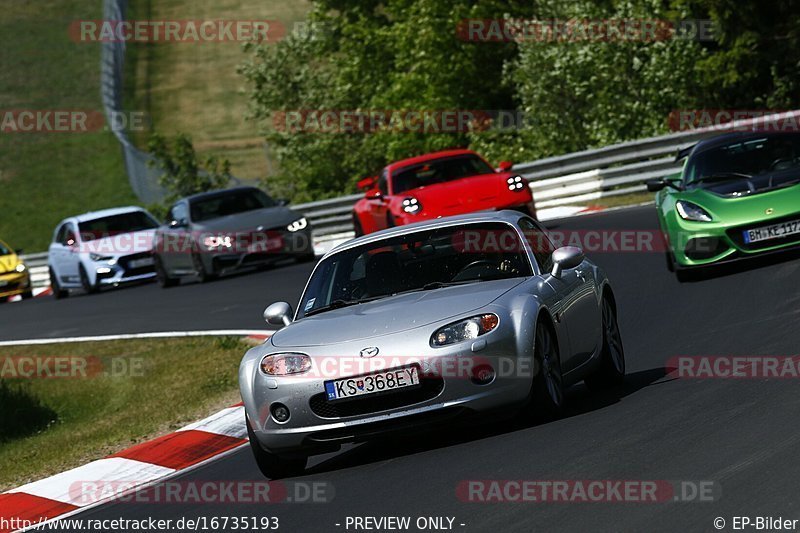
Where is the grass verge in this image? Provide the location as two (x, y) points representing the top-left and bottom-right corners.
(125, 0), (311, 180)
(0, 1), (138, 252)
(0, 336), (249, 491)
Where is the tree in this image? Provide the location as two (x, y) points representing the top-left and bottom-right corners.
(147, 133), (232, 204)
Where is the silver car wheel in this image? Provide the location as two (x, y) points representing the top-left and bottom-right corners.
(603, 299), (624, 375)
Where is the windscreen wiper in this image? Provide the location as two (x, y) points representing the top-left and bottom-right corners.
(394, 279), (484, 296)
(304, 296), (383, 317)
(692, 172), (753, 184)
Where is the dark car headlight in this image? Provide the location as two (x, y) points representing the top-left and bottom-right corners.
(402, 197), (422, 214)
(431, 314), (499, 347)
(676, 200), (712, 222)
(89, 253), (114, 262)
(260, 353), (312, 376)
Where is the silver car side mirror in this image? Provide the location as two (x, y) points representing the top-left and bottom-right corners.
(550, 246), (585, 279)
(264, 302), (293, 327)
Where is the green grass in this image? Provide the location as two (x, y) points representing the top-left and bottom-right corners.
(0, 1), (138, 252)
(0, 336), (248, 491)
(125, 0), (311, 181)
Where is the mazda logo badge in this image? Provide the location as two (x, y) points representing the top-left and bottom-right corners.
(360, 347), (379, 358)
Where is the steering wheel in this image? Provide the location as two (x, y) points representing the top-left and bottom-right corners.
(453, 260), (499, 281)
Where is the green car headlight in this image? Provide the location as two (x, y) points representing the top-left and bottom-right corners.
(431, 314), (499, 347)
(676, 201), (713, 222)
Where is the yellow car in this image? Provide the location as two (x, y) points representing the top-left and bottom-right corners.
(0, 238), (32, 300)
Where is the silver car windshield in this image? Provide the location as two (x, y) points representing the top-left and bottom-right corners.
(297, 222), (532, 319)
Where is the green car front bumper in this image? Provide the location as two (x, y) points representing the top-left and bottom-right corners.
(656, 184), (800, 268)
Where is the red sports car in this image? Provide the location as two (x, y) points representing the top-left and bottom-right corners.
(352, 149), (537, 235)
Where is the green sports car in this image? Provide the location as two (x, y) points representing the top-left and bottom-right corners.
(648, 131), (800, 280)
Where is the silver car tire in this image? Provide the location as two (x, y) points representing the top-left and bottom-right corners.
(530, 320), (564, 420)
(585, 296), (625, 391)
(246, 416), (307, 479)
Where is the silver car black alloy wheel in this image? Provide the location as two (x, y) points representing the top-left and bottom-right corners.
(536, 322), (563, 407)
(602, 299), (624, 375)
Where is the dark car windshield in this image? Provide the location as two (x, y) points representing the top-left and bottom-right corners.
(190, 189), (276, 222)
(78, 212), (158, 241)
(0, 241), (11, 255)
(686, 133), (800, 184)
(297, 222), (532, 319)
(392, 155), (496, 194)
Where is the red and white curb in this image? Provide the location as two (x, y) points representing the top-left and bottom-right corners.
(0, 403), (250, 533)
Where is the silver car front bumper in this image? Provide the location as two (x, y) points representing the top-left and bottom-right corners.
(241, 315), (537, 454)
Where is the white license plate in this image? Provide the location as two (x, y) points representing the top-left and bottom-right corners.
(744, 219), (800, 244)
(325, 366), (421, 402)
(129, 257), (155, 269)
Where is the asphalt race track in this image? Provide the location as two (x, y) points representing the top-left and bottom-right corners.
(9, 206), (800, 531)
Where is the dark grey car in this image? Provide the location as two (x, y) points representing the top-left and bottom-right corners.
(153, 187), (314, 287)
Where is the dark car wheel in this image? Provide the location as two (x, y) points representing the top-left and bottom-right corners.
(79, 265), (99, 294)
(529, 320), (564, 420)
(192, 252), (217, 283)
(246, 417), (307, 479)
(50, 268), (68, 299)
(155, 255), (179, 288)
(21, 289), (33, 299)
(585, 296), (626, 391)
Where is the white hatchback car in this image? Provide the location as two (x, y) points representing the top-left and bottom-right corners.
(48, 207), (159, 298)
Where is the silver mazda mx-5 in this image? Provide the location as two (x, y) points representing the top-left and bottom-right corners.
(239, 210), (625, 478)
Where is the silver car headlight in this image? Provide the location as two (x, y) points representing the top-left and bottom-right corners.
(89, 253), (113, 262)
(260, 353), (312, 376)
(676, 200), (712, 222)
(287, 217), (308, 232)
(431, 314), (499, 347)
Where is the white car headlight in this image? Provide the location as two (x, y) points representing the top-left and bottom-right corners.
(287, 217), (308, 232)
(260, 353), (312, 376)
(676, 200), (713, 222)
(89, 253), (113, 262)
(431, 314), (499, 347)
(15, 263), (26, 273)
(402, 197), (422, 214)
(203, 235), (233, 250)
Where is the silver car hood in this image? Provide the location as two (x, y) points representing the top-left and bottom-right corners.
(194, 206), (301, 233)
(271, 278), (527, 347)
